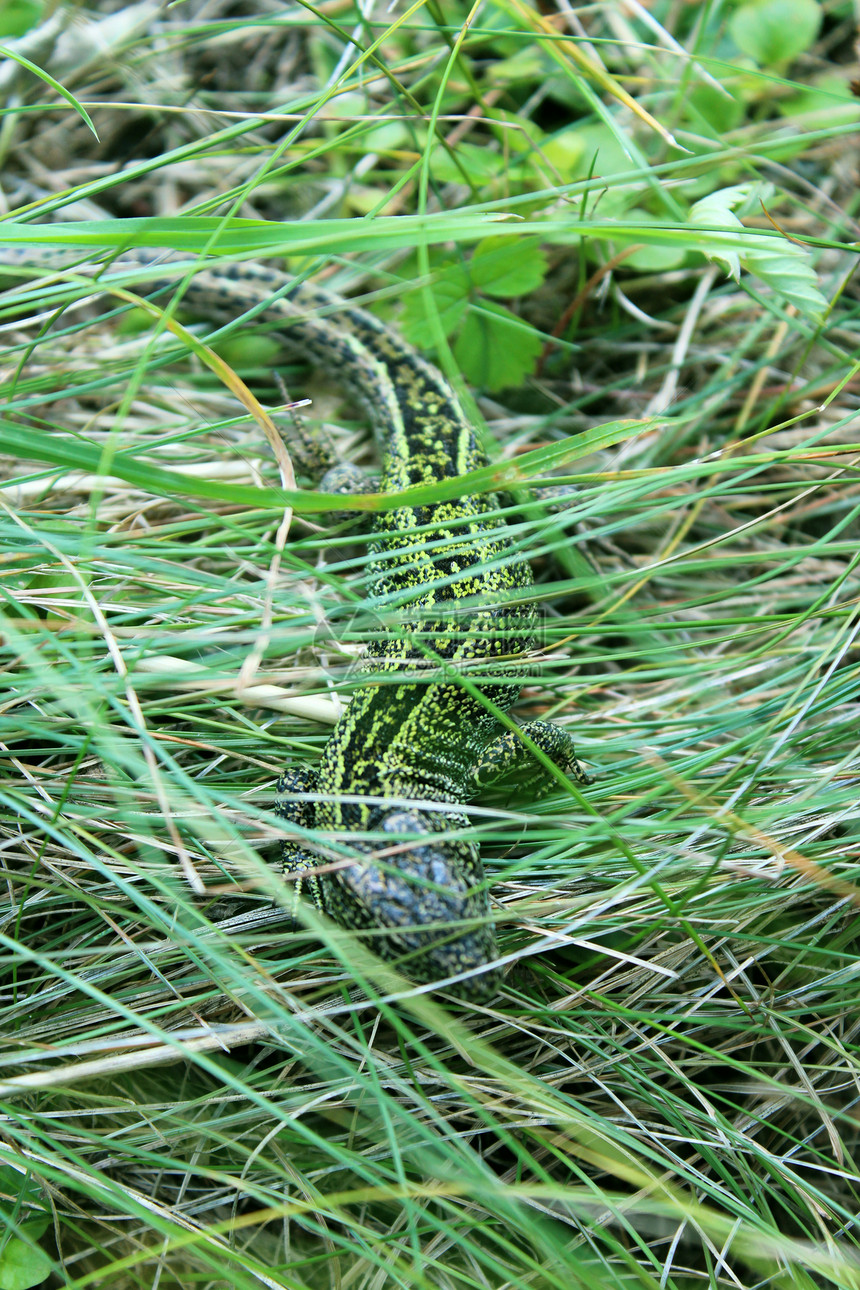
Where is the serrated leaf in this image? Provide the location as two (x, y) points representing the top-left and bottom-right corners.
(689, 186), (826, 321)
(453, 302), (544, 391)
(730, 0), (821, 67)
(469, 236), (548, 298)
(400, 268), (469, 348)
(741, 233), (827, 324)
(689, 197), (743, 279)
(691, 183), (774, 219)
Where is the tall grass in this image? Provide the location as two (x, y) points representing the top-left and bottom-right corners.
(1, 2), (860, 1287)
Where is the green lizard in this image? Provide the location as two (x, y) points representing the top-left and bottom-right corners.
(4, 251), (591, 998)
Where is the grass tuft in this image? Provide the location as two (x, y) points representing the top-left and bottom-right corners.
(1, 2), (860, 1287)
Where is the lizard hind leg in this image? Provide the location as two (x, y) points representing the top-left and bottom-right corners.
(318, 462), (379, 529)
(470, 720), (592, 800)
(275, 767), (327, 911)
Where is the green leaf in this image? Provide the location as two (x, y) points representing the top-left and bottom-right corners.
(0, 1168), (45, 1218)
(213, 333), (284, 371)
(487, 45), (547, 84)
(0, 1168), (52, 1290)
(428, 140), (505, 183)
(740, 233), (827, 324)
(623, 242), (688, 272)
(469, 237), (548, 298)
(540, 127), (588, 182)
(690, 184), (826, 322)
(0, 1), (42, 39)
(358, 119), (408, 154)
(687, 82), (745, 134)
(559, 123), (632, 183)
(689, 186), (753, 279)
(779, 74), (860, 124)
(453, 302), (543, 391)
(400, 267), (469, 348)
(612, 211), (689, 271)
(0, 1233), (53, 1290)
(729, 0), (822, 67)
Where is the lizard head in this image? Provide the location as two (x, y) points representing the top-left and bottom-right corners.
(323, 808), (500, 999)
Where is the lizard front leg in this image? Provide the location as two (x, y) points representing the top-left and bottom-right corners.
(469, 720), (592, 798)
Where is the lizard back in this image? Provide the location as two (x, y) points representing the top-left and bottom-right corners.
(2, 247), (590, 996)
